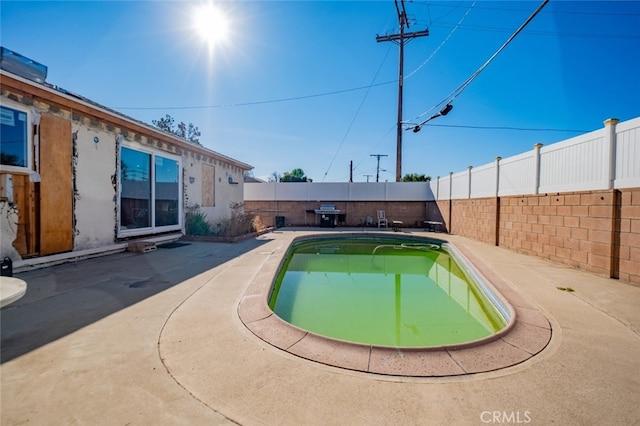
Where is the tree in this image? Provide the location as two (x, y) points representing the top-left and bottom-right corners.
(280, 168), (312, 182)
(152, 114), (201, 144)
(0, 153), (20, 166)
(402, 173), (431, 182)
(268, 171), (281, 183)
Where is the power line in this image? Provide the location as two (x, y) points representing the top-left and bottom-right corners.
(414, 123), (592, 133)
(352, 124), (396, 176)
(338, 122), (590, 182)
(321, 46), (393, 182)
(113, 14), (634, 113)
(114, 80), (396, 111)
(404, 1), (475, 80)
(421, 0), (465, 25)
(416, 2), (640, 16)
(410, 0), (550, 127)
(428, 22), (640, 40)
(342, 122), (589, 183)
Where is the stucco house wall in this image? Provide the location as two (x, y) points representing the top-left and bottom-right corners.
(72, 124), (118, 251)
(0, 64), (251, 262)
(182, 153), (245, 226)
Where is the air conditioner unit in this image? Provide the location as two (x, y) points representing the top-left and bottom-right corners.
(0, 47), (47, 83)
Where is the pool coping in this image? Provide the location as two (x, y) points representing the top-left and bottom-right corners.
(238, 232), (553, 377)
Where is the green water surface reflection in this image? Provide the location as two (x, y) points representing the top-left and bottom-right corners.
(269, 238), (506, 347)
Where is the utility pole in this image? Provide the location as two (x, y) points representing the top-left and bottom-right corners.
(370, 154), (388, 183)
(376, 0), (428, 182)
(349, 160), (353, 182)
(363, 174), (373, 183)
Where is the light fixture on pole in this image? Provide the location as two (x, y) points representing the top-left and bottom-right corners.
(412, 103), (453, 133)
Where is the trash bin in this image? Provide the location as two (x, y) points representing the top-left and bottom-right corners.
(275, 216), (285, 228)
(1, 257), (13, 277)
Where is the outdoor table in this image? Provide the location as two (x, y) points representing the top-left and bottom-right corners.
(0, 276), (27, 308)
(423, 220), (443, 232)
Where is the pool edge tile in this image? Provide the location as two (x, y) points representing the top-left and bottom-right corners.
(447, 339), (531, 373)
(288, 333), (371, 372)
(369, 347), (465, 377)
(237, 294), (272, 323)
(501, 320), (552, 356)
(514, 306), (551, 330)
(244, 314), (307, 351)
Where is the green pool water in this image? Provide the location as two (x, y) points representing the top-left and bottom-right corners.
(269, 237), (507, 348)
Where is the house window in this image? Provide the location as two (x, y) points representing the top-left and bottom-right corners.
(120, 147), (151, 229)
(119, 146), (181, 235)
(155, 156), (179, 226)
(0, 105), (29, 169)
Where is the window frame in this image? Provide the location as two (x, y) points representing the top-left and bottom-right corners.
(117, 143), (182, 238)
(0, 100), (34, 174)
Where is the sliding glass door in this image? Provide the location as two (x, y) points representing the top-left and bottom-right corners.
(155, 156), (179, 227)
(119, 146), (181, 235)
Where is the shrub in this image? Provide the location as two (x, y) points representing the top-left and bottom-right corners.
(215, 202), (260, 237)
(185, 205), (212, 236)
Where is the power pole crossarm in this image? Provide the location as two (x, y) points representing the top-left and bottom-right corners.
(370, 154), (388, 183)
(375, 29), (429, 43)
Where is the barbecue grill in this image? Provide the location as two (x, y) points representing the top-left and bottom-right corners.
(313, 204), (340, 227)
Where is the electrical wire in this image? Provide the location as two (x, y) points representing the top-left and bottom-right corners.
(420, 0), (465, 24)
(321, 46), (393, 181)
(416, 2), (640, 16)
(414, 123), (592, 133)
(429, 22), (640, 40)
(285, 118), (591, 182)
(410, 0), (550, 127)
(114, 80), (397, 111)
(351, 124), (396, 178)
(112, 0), (633, 114)
(404, 1), (475, 80)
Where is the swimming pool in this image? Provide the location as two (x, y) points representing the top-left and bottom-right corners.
(238, 231), (552, 376)
(269, 236), (509, 348)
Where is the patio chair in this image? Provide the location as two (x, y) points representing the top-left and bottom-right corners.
(377, 210), (388, 228)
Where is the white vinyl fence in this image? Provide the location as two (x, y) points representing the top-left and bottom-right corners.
(432, 116), (640, 200)
(245, 117), (640, 202)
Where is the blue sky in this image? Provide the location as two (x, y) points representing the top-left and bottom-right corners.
(2, 1), (639, 182)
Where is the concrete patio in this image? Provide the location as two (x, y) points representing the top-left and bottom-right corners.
(1, 228), (639, 425)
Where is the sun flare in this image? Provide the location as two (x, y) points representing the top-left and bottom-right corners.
(193, 3), (230, 47)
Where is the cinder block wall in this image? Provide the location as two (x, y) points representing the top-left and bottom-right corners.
(450, 197), (498, 245)
(245, 188), (640, 285)
(437, 188), (639, 285)
(499, 191), (616, 276)
(619, 189), (640, 284)
(244, 201), (429, 228)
